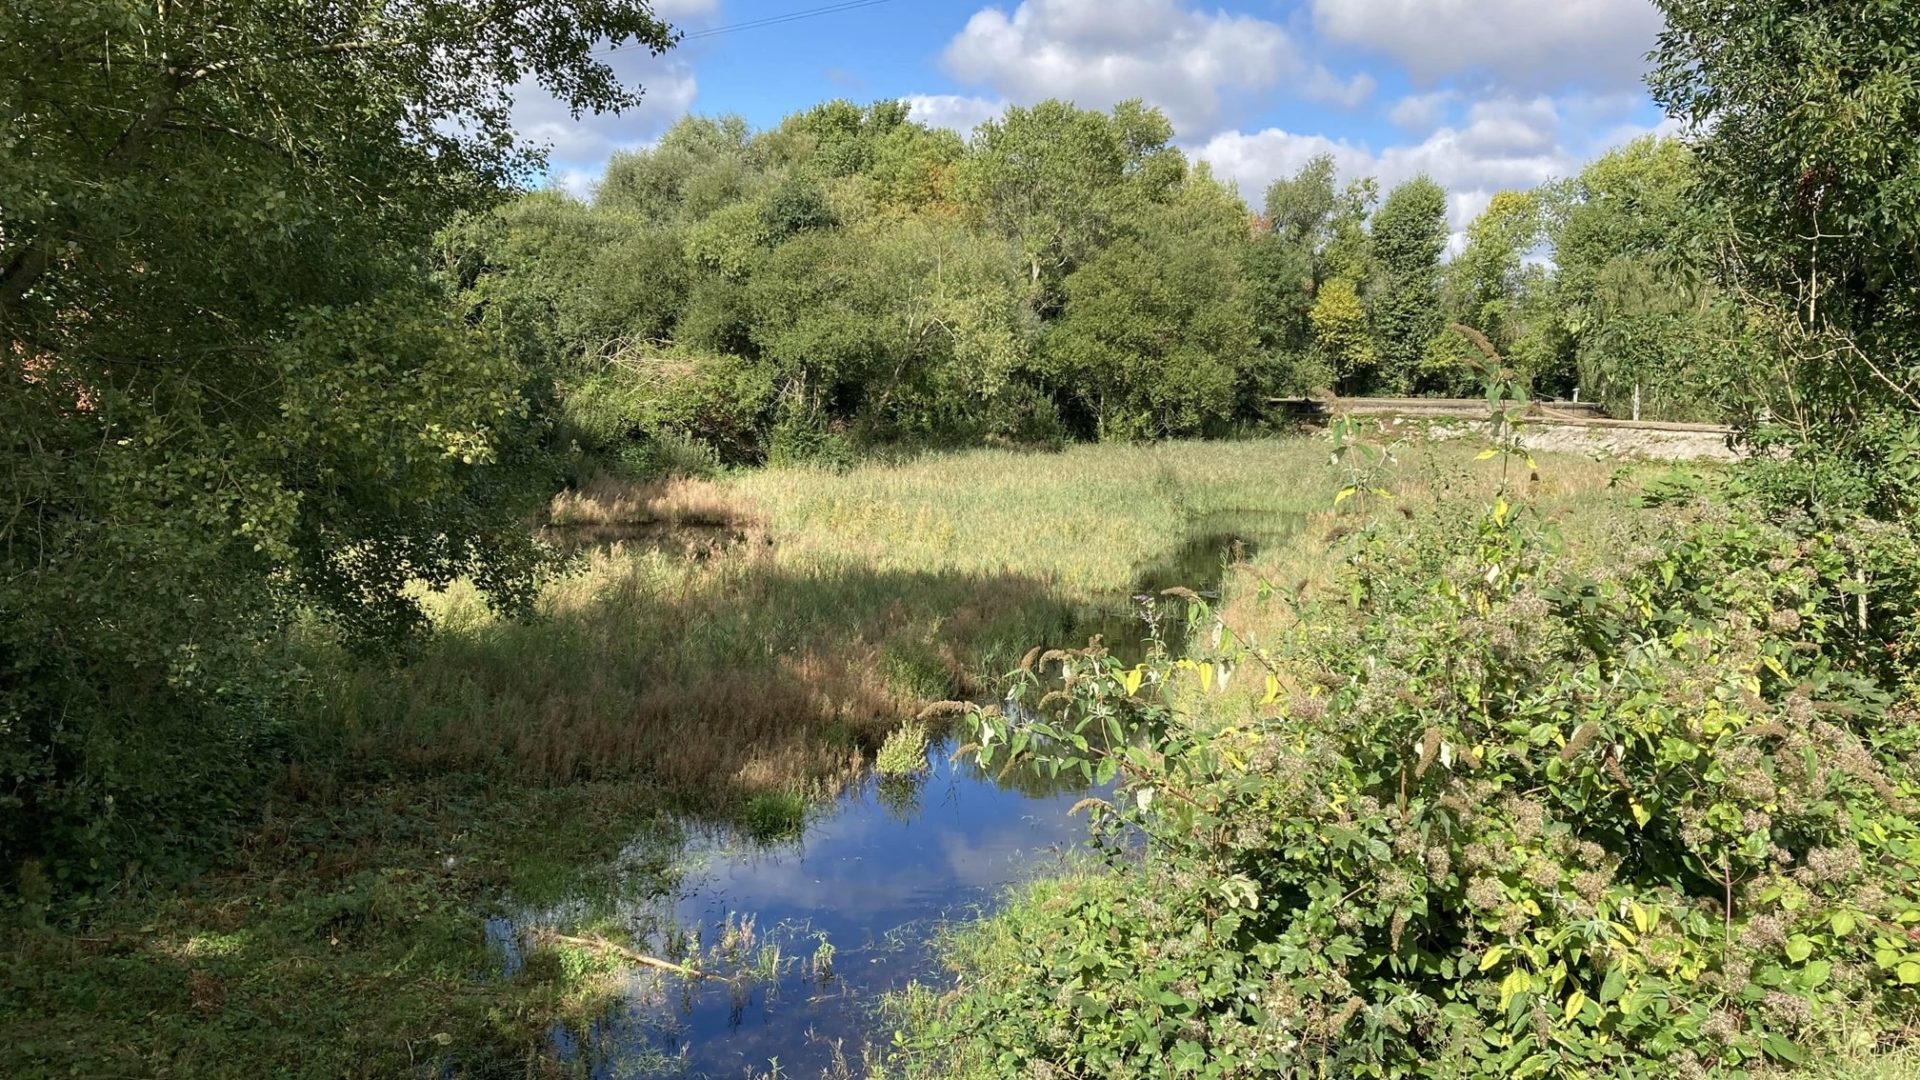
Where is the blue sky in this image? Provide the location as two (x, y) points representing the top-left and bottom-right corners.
(514, 0), (1678, 238)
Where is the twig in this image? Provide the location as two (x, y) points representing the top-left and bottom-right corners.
(538, 932), (723, 982)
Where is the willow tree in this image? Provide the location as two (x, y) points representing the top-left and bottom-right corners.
(0, 0), (675, 889)
(1652, 0), (1920, 521)
(1369, 176), (1450, 394)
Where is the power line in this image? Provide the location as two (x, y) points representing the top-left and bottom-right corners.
(686, 0), (897, 39)
(606, 0), (899, 53)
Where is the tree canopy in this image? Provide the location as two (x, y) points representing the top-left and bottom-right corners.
(1, 0), (674, 887)
(1652, 0), (1920, 520)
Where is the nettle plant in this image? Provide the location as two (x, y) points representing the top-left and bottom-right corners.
(946, 434), (1920, 1077)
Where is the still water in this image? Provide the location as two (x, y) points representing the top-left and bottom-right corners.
(488, 509), (1305, 1077)
(491, 745), (1095, 1078)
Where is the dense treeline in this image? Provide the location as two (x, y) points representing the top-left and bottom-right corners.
(447, 101), (1749, 471)
(898, 2), (1920, 1075)
(0, 0), (674, 893)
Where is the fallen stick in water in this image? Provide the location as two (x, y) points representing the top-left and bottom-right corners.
(538, 932), (721, 981)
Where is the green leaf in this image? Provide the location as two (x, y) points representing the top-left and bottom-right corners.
(1598, 964), (1627, 1004)
(1762, 1032), (1806, 1064)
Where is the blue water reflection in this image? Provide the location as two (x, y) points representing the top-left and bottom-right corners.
(520, 742), (1097, 1078)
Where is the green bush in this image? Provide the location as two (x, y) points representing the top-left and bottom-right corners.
(917, 493), (1920, 1077)
(562, 349), (774, 466)
(875, 721), (930, 779)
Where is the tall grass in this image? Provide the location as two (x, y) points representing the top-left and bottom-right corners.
(316, 436), (1646, 812)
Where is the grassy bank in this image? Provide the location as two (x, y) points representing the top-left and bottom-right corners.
(315, 439), (1348, 811)
(880, 434), (1920, 1076)
(3, 435), (1378, 1078)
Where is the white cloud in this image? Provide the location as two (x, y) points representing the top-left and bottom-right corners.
(1311, 0), (1663, 91)
(1387, 90), (1457, 133)
(652, 0), (719, 17)
(1195, 128), (1376, 206)
(904, 93), (1008, 136)
(1195, 92), (1617, 239)
(511, 50), (698, 169)
(940, 0), (1370, 138)
(1305, 69), (1378, 110)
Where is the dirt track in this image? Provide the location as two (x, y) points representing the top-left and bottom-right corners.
(1297, 398), (1743, 463)
(1418, 417), (1742, 462)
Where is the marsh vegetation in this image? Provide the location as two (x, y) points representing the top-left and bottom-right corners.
(6, 0), (1920, 1077)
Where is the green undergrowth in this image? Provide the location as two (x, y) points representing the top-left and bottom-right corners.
(1, 776), (682, 1079)
(0, 436), (1660, 1077)
(888, 447), (1920, 1076)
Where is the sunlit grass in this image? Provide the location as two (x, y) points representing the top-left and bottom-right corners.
(6, 432), (1693, 1079)
(319, 434), (1666, 814)
(320, 438), (1350, 808)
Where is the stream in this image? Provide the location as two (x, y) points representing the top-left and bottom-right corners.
(488, 509), (1306, 1078)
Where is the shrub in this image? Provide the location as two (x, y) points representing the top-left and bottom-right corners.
(562, 350), (774, 467)
(917, 492), (1920, 1077)
(875, 721), (930, 779)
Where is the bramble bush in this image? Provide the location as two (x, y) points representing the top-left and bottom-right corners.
(917, 479), (1920, 1077)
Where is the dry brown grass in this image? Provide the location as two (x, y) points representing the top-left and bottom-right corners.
(547, 473), (748, 529)
(319, 436), (1672, 813)
(322, 538), (1053, 812)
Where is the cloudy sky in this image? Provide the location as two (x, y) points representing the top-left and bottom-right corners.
(520, 0), (1677, 234)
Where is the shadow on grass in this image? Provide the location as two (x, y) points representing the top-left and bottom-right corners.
(0, 775), (686, 1079)
(317, 547), (1082, 818)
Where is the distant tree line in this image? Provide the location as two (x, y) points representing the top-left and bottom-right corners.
(444, 100), (1752, 470)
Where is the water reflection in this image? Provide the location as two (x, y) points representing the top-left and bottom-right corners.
(490, 507), (1305, 1078)
(491, 739), (1097, 1078)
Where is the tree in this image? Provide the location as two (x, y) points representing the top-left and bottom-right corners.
(596, 115), (760, 226)
(1310, 278), (1375, 395)
(1446, 192), (1540, 347)
(744, 217), (1035, 441)
(0, 0), (673, 887)
(1245, 156), (1340, 393)
(1322, 178), (1379, 286)
(1651, 0), (1920, 520)
(443, 192), (689, 374)
(1369, 176), (1450, 394)
(955, 100), (1184, 303)
(1043, 171), (1255, 439)
(1540, 138), (1746, 421)
(1426, 191), (1549, 394)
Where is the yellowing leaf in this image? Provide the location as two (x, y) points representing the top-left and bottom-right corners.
(1564, 990), (1588, 1023)
(1479, 945), (1507, 972)
(1629, 902), (1653, 935)
(1499, 969), (1533, 1009)
(1121, 667), (1146, 696)
(1334, 486), (1356, 504)
(1262, 674), (1281, 704)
